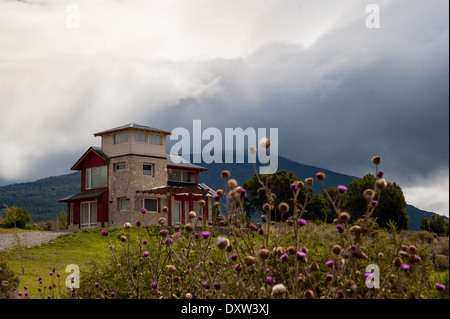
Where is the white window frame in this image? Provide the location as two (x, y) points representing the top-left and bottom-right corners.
(134, 132), (147, 143)
(115, 162), (126, 171)
(85, 165), (107, 189)
(114, 132), (128, 144)
(80, 201), (97, 229)
(149, 134), (162, 145)
(141, 198), (158, 213)
(119, 197), (128, 211)
(143, 163), (155, 177)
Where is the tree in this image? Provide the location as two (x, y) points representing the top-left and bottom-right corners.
(243, 170), (313, 221)
(343, 174), (409, 230)
(420, 215), (449, 236)
(1, 205), (32, 229)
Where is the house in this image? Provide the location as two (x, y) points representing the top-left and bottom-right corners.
(59, 123), (215, 230)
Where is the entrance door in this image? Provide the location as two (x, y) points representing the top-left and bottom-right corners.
(80, 201), (97, 228)
(173, 201), (182, 225)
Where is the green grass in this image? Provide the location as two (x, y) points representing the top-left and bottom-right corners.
(1, 228), (117, 298)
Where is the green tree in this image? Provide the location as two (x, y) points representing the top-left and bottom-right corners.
(343, 174), (409, 230)
(420, 215), (449, 236)
(243, 170), (313, 221)
(2, 205), (32, 229)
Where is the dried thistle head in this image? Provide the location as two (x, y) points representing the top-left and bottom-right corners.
(215, 236), (230, 250)
(363, 189), (375, 201)
(287, 245), (297, 255)
(371, 155), (382, 165)
(262, 203), (272, 213)
(376, 178), (387, 191)
(345, 279), (357, 293)
(158, 217), (167, 225)
(338, 212), (350, 223)
(259, 248), (270, 259)
(271, 284), (287, 298)
(123, 222), (132, 229)
(305, 177), (314, 186)
(309, 262), (320, 272)
(166, 265), (177, 273)
(244, 256), (256, 266)
(227, 179), (238, 189)
(159, 229), (169, 237)
(198, 199), (206, 207)
(332, 245), (342, 255)
(184, 223), (194, 232)
(161, 206), (169, 213)
(408, 245), (418, 255)
(221, 170), (231, 179)
(302, 289), (315, 299)
(315, 172), (326, 182)
(393, 257), (403, 267)
(278, 202), (290, 214)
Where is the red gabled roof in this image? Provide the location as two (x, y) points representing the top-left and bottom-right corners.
(71, 146), (109, 171)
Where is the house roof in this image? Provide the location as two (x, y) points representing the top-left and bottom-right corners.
(93, 123), (172, 137)
(71, 146), (109, 171)
(166, 155), (207, 171)
(59, 189), (108, 202)
(138, 181), (216, 196)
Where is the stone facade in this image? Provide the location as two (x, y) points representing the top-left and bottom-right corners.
(107, 155), (168, 227)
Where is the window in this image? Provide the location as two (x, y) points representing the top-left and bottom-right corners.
(114, 132), (128, 144)
(119, 198), (127, 211)
(168, 169), (196, 183)
(134, 132), (147, 143)
(115, 162), (126, 171)
(80, 201), (97, 228)
(149, 134), (162, 145)
(143, 198), (158, 212)
(143, 163), (154, 177)
(86, 165), (107, 189)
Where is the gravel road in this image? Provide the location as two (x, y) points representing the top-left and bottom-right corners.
(0, 231), (69, 251)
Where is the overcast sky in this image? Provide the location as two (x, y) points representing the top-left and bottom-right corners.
(0, 0), (448, 216)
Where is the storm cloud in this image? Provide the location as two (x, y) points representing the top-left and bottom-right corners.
(0, 0), (448, 215)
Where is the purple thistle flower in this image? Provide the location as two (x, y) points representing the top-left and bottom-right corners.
(143, 239), (148, 245)
(351, 245), (357, 252)
(195, 265), (200, 270)
(300, 246), (308, 253)
(297, 218), (307, 226)
(213, 283), (221, 290)
(325, 260), (334, 268)
(326, 274), (333, 281)
(337, 185), (347, 194)
(95, 282), (100, 288)
(372, 200), (379, 206)
(101, 230), (109, 236)
(143, 251), (149, 257)
(165, 238), (173, 246)
(212, 194), (221, 202)
(194, 233), (200, 239)
(377, 170), (384, 179)
(280, 253), (289, 262)
(71, 288), (77, 297)
(365, 272), (374, 280)
(336, 224), (344, 233)
(265, 276), (275, 285)
(230, 254), (238, 261)
(152, 289), (158, 295)
(296, 251), (307, 261)
(290, 183), (297, 190)
(201, 231), (210, 239)
(24, 291), (29, 297)
(202, 282), (210, 289)
(150, 281), (158, 289)
(235, 264), (242, 272)
(198, 216), (203, 221)
(140, 207), (147, 214)
(240, 189), (247, 198)
(49, 271), (53, 276)
(435, 283), (446, 292)
(110, 291), (115, 297)
(257, 228), (264, 235)
(401, 264), (410, 272)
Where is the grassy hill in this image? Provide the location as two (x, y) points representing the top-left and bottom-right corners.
(0, 156), (444, 230)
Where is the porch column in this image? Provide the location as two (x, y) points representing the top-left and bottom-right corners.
(167, 193), (172, 226)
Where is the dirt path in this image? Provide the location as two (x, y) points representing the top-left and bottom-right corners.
(0, 231), (69, 251)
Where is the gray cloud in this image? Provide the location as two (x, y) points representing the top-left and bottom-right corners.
(0, 0), (448, 215)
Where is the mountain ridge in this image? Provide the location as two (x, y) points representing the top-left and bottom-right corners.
(0, 155), (444, 230)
